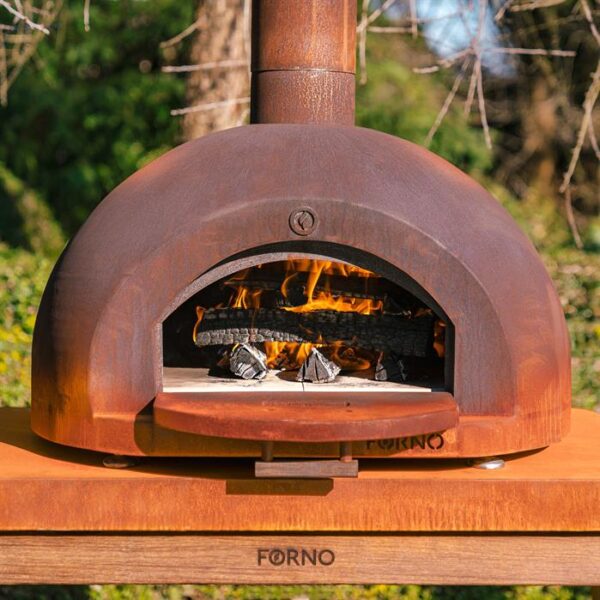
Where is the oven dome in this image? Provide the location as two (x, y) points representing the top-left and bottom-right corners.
(31, 124), (570, 456)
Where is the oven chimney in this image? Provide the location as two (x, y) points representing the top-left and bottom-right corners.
(250, 0), (357, 126)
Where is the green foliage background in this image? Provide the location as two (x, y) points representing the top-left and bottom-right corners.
(0, 2), (598, 599)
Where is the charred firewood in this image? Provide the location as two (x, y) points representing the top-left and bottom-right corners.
(195, 308), (434, 356)
(375, 353), (408, 383)
(216, 348), (231, 370)
(229, 344), (268, 380)
(224, 273), (386, 299)
(296, 348), (341, 384)
(224, 273), (416, 309)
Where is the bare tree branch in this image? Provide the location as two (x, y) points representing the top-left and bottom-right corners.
(588, 119), (600, 160)
(475, 0), (492, 149)
(368, 26), (412, 33)
(560, 59), (600, 192)
(358, 0), (370, 85)
(0, 0), (49, 34)
(0, 0), (62, 103)
(425, 58), (471, 146)
(0, 28), (7, 106)
(509, 0), (568, 11)
(413, 48), (472, 73)
(170, 96), (250, 117)
(357, 0), (399, 32)
(83, 0), (90, 32)
(242, 0), (251, 76)
(475, 56), (492, 148)
(580, 0), (600, 47)
(464, 64), (478, 116)
(487, 47), (576, 56)
(160, 16), (203, 49)
(563, 186), (584, 248)
(495, 0), (516, 22)
(409, 0), (417, 38)
(162, 59), (247, 73)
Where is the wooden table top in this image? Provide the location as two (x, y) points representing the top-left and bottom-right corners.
(0, 407), (598, 532)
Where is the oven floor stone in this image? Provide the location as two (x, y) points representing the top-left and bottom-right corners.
(162, 366), (440, 393)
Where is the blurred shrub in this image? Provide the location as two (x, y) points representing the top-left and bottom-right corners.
(0, 162), (65, 255)
(0, 243), (53, 406)
(0, 0), (193, 236)
(82, 584), (593, 599)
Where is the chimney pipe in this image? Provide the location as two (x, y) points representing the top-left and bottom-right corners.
(250, 0), (357, 126)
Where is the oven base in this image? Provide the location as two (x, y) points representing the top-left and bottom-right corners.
(31, 403), (569, 458)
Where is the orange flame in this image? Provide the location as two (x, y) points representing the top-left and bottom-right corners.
(194, 259), (413, 371)
(327, 343), (374, 371)
(280, 260), (383, 315)
(192, 306), (205, 344)
(264, 341), (314, 370)
(433, 319), (446, 358)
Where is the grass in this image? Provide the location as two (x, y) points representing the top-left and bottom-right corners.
(0, 584), (594, 599)
(0, 244), (54, 407)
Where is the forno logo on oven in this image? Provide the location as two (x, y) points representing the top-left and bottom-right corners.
(366, 432), (445, 451)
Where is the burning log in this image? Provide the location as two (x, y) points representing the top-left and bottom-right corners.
(225, 273), (394, 301)
(375, 353), (408, 383)
(195, 308), (434, 356)
(296, 348), (341, 383)
(229, 343), (268, 380)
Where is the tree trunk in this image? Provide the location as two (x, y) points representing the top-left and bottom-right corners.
(183, 0), (250, 140)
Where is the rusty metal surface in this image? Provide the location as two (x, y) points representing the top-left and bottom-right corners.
(251, 0), (356, 73)
(251, 71), (355, 125)
(251, 0), (356, 125)
(31, 124), (571, 456)
(153, 391), (458, 442)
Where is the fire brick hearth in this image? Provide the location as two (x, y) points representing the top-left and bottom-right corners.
(31, 0), (570, 473)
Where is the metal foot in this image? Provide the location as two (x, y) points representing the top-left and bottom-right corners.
(470, 456), (505, 470)
(255, 441), (359, 478)
(102, 455), (137, 469)
(340, 441), (353, 463)
(261, 441), (274, 462)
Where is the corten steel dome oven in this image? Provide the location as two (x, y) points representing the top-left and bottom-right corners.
(31, 0), (570, 475)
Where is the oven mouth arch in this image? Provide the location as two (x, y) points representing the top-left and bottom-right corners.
(159, 240), (455, 394)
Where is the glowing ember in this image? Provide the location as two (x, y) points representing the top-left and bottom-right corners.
(433, 320), (446, 358)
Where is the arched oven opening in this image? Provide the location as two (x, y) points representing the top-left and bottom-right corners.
(162, 244), (454, 395)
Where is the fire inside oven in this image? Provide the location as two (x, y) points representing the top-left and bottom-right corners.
(162, 258), (449, 393)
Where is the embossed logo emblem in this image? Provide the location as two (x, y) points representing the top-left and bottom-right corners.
(289, 207), (318, 236)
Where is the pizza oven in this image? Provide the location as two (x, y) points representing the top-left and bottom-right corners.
(31, 0), (570, 475)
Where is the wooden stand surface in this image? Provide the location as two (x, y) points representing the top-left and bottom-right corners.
(0, 407), (598, 585)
